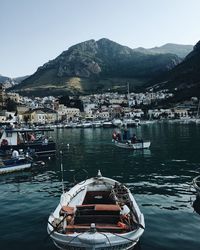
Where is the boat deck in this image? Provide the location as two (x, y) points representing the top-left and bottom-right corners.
(60, 190), (136, 234)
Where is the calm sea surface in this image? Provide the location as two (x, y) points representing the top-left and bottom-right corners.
(1, 122), (200, 250)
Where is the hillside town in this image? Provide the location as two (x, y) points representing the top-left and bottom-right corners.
(0, 85), (199, 127)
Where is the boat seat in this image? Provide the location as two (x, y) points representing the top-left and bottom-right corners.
(76, 204), (120, 210)
(74, 214), (120, 224)
(76, 204), (120, 215)
(65, 224), (127, 233)
(60, 206), (75, 215)
(95, 204), (120, 211)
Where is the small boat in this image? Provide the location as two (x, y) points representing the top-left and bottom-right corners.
(0, 155), (32, 174)
(64, 122), (78, 128)
(112, 119), (123, 127)
(92, 121), (102, 128)
(102, 121), (113, 128)
(123, 119), (140, 127)
(82, 121), (93, 128)
(113, 140), (151, 150)
(192, 175), (200, 196)
(0, 128), (56, 157)
(47, 171), (145, 250)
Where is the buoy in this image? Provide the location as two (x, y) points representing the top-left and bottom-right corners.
(67, 144), (70, 147)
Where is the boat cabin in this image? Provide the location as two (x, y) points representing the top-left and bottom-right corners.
(0, 128), (56, 157)
(0, 128), (53, 146)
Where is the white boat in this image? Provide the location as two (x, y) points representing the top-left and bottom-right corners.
(112, 119), (123, 127)
(64, 122), (78, 128)
(113, 140), (151, 150)
(123, 119), (140, 127)
(82, 121), (93, 128)
(192, 175), (200, 196)
(47, 171), (145, 250)
(102, 121), (113, 128)
(92, 121), (102, 128)
(139, 120), (155, 125)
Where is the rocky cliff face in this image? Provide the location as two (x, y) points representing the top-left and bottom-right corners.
(14, 38), (182, 95)
(0, 74), (29, 88)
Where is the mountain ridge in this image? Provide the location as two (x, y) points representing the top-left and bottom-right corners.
(13, 38), (184, 96)
(134, 43), (193, 58)
(146, 40), (200, 100)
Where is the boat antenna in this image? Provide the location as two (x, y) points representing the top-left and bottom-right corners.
(60, 150), (65, 194)
(127, 82), (130, 108)
(197, 100), (200, 118)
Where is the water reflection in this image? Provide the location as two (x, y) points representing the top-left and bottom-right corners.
(130, 149), (151, 158)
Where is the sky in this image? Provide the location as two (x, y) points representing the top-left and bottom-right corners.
(1, 0), (200, 78)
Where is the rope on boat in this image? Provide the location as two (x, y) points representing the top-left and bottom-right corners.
(98, 232), (111, 247)
(64, 229), (138, 247)
(47, 213), (69, 239)
(64, 231), (87, 247)
(111, 232), (138, 243)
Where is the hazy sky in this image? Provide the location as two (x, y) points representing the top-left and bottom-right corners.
(1, 0), (200, 77)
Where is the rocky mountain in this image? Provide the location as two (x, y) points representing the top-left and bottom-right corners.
(147, 40), (200, 100)
(0, 74), (29, 88)
(14, 38), (182, 96)
(135, 43), (193, 58)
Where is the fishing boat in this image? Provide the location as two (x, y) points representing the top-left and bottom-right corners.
(192, 175), (200, 196)
(113, 140), (151, 150)
(82, 121), (93, 128)
(102, 121), (113, 128)
(92, 120), (102, 128)
(112, 119), (123, 127)
(0, 128), (56, 157)
(47, 170), (145, 250)
(0, 155), (32, 174)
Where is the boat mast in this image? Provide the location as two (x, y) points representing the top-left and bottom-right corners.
(60, 150), (65, 194)
(127, 82), (130, 108)
(197, 100), (200, 118)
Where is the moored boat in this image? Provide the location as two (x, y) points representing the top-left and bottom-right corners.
(112, 119), (123, 127)
(102, 121), (113, 128)
(92, 120), (102, 128)
(0, 128), (56, 157)
(47, 171), (145, 250)
(192, 175), (200, 196)
(82, 121), (93, 128)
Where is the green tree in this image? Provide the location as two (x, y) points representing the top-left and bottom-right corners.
(23, 115), (30, 125)
(5, 98), (17, 111)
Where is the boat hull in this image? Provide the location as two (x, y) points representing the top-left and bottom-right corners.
(0, 162), (32, 174)
(48, 228), (142, 250)
(113, 140), (151, 149)
(0, 142), (56, 157)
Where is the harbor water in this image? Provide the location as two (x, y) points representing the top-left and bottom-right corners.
(0, 122), (200, 250)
